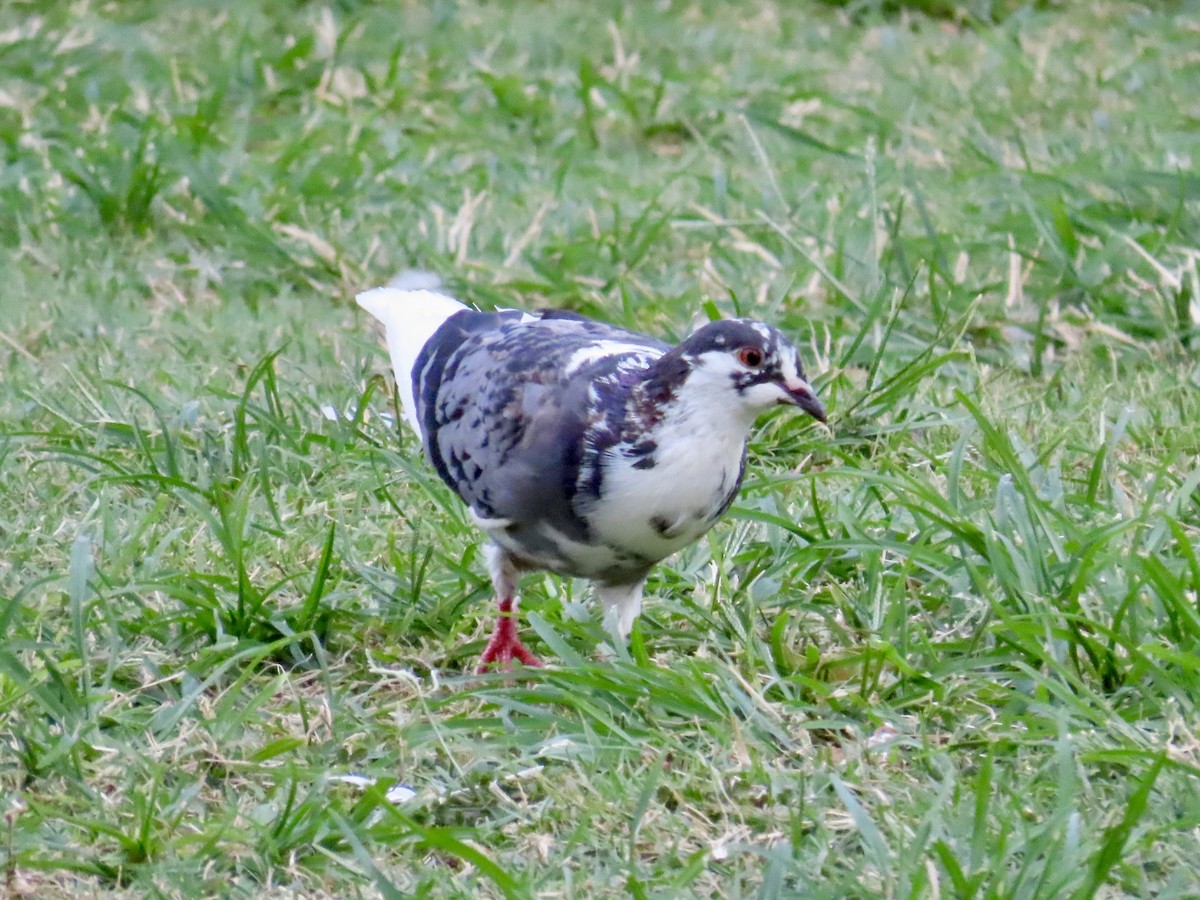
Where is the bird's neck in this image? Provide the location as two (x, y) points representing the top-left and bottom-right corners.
(637, 352), (758, 442)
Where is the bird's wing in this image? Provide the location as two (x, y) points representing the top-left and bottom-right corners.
(415, 311), (667, 542)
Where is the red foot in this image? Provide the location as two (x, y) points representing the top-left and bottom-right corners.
(477, 598), (542, 673)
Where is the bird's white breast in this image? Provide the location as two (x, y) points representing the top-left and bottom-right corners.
(585, 406), (747, 562)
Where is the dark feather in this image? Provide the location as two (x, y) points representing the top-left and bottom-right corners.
(413, 310), (668, 557)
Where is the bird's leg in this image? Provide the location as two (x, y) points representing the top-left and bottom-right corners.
(477, 596), (541, 671)
(477, 545), (542, 673)
(598, 580), (646, 643)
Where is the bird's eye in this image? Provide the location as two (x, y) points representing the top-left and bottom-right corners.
(737, 347), (764, 368)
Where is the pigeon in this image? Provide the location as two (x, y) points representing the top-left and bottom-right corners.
(357, 286), (826, 671)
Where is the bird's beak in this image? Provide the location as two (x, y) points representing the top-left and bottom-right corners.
(782, 378), (827, 423)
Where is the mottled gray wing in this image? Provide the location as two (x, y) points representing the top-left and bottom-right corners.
(413, 310), (667, 541)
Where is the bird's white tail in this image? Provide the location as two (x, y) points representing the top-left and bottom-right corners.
(356, 286), (468, 437)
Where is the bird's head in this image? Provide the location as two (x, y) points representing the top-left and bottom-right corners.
(673, 319), (826, 424)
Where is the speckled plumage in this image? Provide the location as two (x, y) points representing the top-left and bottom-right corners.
(358, 285), (826, 669)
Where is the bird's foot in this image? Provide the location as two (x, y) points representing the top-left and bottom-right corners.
(476, 598), (542, 673)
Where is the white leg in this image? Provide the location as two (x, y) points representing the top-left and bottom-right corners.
(598, 580), (646, 641)
(483, 543), (519, 603)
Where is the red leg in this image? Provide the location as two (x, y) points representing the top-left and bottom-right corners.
(476, 597), (542, 673)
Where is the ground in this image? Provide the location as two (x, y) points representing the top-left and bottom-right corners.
(1, 0), (1199, 896)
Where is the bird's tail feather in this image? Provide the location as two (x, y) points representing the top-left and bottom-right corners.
(356, 286), (467, 437)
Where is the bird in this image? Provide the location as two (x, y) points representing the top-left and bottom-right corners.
(357, 284), (827, 671)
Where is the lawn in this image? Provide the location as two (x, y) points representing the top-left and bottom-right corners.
(2, 0), (1199, 896)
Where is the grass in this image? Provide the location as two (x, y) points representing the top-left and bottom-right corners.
(1, 0), (1199, 895)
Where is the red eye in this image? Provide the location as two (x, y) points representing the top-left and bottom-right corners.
(737, 347), (764, 368)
